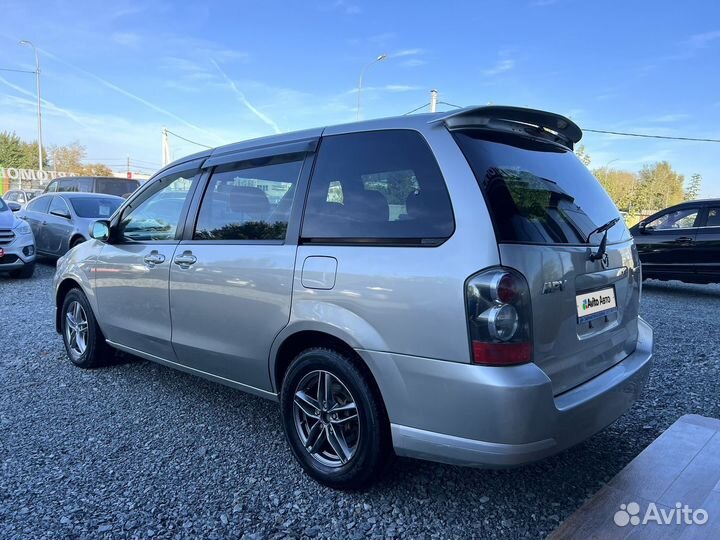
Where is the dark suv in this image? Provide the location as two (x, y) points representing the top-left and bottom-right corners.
(44, 176), (141, 198)
(630, 199), (720, 283)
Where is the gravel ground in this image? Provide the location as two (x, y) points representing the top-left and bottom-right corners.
(1, 263), (719, 540)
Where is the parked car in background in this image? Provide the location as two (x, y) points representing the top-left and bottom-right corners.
(2, 189), (42, 207)
(54, 106), (653, 489)
(0, 196), (36, 278)
(20, 193), (123, 258)
(630, 198), (720, 284)
(44, 176), (141, 198)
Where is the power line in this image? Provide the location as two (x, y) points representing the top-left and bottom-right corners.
(0, 67), (36, 74)
(403, 103), (430, 115)
(437, 100), (463, 109)
(165, 129), (212, 149)
(584, 129), (720, 143)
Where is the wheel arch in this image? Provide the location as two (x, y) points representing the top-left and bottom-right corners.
(55, 277), (83, 333)
(69, 234), (86, 248)
(270, 324), (383, 404)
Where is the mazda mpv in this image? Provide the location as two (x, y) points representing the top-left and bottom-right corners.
(54, 106), (654, 489)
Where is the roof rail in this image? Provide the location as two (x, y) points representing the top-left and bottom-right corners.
(430, 105), (582, 149)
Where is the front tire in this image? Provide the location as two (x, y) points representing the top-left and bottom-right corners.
(60, 288), (111, 368)
(280, 347), (391, 489)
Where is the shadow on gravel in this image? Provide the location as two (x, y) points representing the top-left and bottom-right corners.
(643, 279), (720, 298)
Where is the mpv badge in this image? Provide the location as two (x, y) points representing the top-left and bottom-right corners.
(601, 252), (610, 269)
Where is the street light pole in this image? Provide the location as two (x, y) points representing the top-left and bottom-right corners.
(19, 40), (43, 172)
(357, 54), (387, 121)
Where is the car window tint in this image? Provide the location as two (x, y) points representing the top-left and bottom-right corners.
(26, 195), (51, 213)
(705, 208), (720, 228)
(647, 208), (699, 230)
(302, 130), (454, 241)
(70, 197), (123, 218)
(95, 178), (140, 197)
(194, 154), (304, 241)
(49, 196), (69, 216)
(119, 170), (197, 242)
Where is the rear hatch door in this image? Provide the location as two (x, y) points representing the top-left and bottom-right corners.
(453, 129), (641, 395)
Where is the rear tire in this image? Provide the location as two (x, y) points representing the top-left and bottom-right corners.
(9, 262), (35, 279)
(280, 347), (391, 490)
(60, 288), (111, 368)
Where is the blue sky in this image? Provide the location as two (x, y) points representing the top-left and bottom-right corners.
(1, 0), (719, 195)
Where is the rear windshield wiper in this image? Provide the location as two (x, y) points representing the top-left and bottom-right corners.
(587, 217), (620, 262)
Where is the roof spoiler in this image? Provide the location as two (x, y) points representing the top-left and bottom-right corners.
(429, 105), (582, 149)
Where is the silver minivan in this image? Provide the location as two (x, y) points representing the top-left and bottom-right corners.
(54, 106), (654, 489)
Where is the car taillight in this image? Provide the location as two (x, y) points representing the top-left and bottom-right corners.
(465, 268), (533, 366)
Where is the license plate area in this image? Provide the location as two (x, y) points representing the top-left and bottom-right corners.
(576, 286), (617, 323)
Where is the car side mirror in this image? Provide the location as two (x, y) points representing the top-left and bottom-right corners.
(90, 220), (111, 242)
(7, 202), (21, 212)
(50, 208), (71, 219)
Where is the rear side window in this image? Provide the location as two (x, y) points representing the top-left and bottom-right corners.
(27, 196), (51, 213)
(194, 153), (304, 241)
(453, 130), (629, 245)
(301, 130), (454, 243)
(646, 208), (699, 230)
(70, 197), (123, 218)
(705, 208), (720, 228)
(96, 178), (141, 197)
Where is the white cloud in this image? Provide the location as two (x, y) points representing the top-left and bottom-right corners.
(689, 30), (720, 48)
(392, 48), (424, 58)
(482, 58), (515, 76)
(401, 58), (427, 68)
(111, 32), (142, 48)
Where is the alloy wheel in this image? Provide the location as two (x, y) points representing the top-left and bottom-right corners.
(293, 370), (360, 468)
(65, 301), (89, 358)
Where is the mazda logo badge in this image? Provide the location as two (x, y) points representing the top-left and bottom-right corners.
(601, 252), (610, 269)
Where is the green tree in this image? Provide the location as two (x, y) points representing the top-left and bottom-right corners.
(593, 167), (637, 211)
(575, 144), (591, 166)
(49, 141), (112, 176)
(684, 173), (702, 201)
(0, 131), (46, 169)
(634, 161), (685, 211)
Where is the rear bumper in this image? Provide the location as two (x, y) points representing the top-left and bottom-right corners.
(358, 317), (654, 467)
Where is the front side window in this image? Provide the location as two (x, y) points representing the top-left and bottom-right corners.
(46, 181), (58, 192)
(119, 170), (197, 242)
(4, 192), (19, 203)
(49, 196), (70, 217)
(301, 130), (454, 242)
(194, 154), (304, 241)
(646, 208), (699, 230)
(26, 195), (51, 213)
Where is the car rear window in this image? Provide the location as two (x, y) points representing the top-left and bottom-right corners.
(301, 130), (454, 244)
(453, 130), (628, 245)
(95, 179), (141, 197)
(70, 197), (122, 218)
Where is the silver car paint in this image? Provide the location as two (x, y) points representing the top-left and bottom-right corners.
(0, 200), (36, 271)
(20, 193), (123, 257)
(54, 109), (654, 468)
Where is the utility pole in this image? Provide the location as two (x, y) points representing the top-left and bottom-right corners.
(19, 40), (43, 172)
(127, 154), (131, 179)
(162, 127), (171, 167)
(430, 89), (438, 113)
